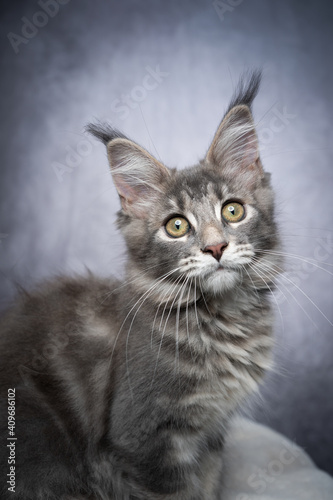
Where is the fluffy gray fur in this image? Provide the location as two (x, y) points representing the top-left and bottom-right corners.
(0, 72), (282, 499)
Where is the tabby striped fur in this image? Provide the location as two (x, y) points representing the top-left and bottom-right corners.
(0, 71), (282, 499)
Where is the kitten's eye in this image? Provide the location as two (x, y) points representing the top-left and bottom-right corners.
(165, 217), (190, 238)
(222, 202), (245, 223)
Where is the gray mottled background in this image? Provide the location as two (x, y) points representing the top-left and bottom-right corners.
(1, 0), (333, 474)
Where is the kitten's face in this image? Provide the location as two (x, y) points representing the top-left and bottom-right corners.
(156, 168), (275, 294)
(105, 102), (281, 297)
(87, 95), (282, 297)
(119, 164), (278, 296)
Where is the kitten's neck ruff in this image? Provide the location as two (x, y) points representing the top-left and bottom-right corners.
(122, 261), (274, 384)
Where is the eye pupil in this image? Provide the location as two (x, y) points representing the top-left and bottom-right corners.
(222, 202), (245, 223)
(165, 216), (190, 238)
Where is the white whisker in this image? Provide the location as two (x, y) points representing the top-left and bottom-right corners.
(254, 258), (333, 332)
(107, 267), (182, 397)
(248, 261), (284, 332)
(257, 248), (333, 273)
(149, 273), (187, 393)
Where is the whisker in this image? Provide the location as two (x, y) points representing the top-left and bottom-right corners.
(256, 248), (333, 272)
(158, 274), (185, 332)
(251, 259), (289, 305)
(124, 268), (184, 398)
(278, 233), (333, 240)
(242, 265), (262, 304)
(138, 104), (162, 162)
(279, 271), (333, 328)
(254, 258), (333, 331)
(100, 260), (179, 304)
(149, 274), (187, 393)
(193, 277), (201, 331)
(175, 275), (191, 375)
(248, 262), (285, 331)
(198, 275), (212, 318)
(150, 277), (181, 349)
(106, 267), (182, 391)
(185, 277), (195, 363)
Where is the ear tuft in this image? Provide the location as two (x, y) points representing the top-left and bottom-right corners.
(206, 71), (263, 188)
(86, 122), (128, 145)
(226, 69), (262, 113)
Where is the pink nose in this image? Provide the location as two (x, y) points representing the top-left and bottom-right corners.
(203, 242), (228, 262)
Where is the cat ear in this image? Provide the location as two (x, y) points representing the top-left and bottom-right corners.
(107, 138), (170, 218)
(206, 105), (264, 187)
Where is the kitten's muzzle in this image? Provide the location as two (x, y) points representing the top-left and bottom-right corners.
(202, 242), (228, 262)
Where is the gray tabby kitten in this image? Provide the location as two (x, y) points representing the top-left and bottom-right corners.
(0, 72), (282, 499)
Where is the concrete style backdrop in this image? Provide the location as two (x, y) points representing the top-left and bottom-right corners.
(1, 0), (332, 475)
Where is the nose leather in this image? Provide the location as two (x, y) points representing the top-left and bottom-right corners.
(203, 242), (228, 262)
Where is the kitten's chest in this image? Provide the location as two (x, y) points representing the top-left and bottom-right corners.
(160, 308), (273, 466)
(122, 292), (273, 435)
(111, 295), (273, 494)
(159, 300), (273, 397)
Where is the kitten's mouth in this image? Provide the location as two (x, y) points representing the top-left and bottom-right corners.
(214, 263), (239, 274)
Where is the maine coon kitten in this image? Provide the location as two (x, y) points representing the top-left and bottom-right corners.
(0, 72), (282, 499)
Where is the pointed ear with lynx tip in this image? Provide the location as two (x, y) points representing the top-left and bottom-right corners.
(106, 138), (171, 218)
(206, 104), (264, 188)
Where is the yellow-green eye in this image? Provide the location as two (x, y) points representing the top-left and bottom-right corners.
(222, 202), (245, 223)
(165, 216), (190, 238)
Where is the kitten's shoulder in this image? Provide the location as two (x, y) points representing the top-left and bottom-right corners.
(2, 273), (120, 314)
(0, 274), (122, 348)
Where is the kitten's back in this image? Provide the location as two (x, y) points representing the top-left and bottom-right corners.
(0, 275), (122, 498)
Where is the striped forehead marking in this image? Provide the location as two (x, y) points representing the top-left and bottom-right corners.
(167, 181), (237, 228)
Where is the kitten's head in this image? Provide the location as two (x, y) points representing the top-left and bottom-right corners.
(88, 72), (281, 299)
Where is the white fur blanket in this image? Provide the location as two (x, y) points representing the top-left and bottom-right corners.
(223, 419), (333, 500)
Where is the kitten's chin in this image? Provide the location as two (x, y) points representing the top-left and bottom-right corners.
(202, 267), (241, 295)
